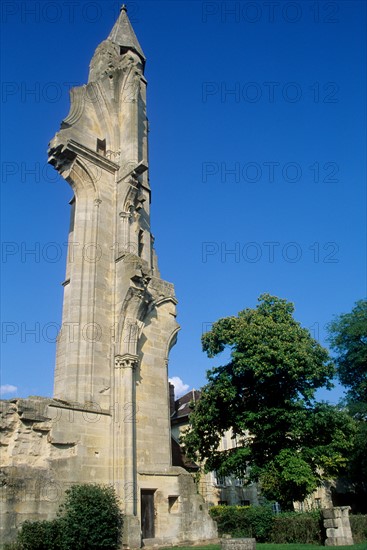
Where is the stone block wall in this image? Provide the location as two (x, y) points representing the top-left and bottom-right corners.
(221, 538), (256, 550)
(0, 397), (112, 545)
(323, 506), (354, 546)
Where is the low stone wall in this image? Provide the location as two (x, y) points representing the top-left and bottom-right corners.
(323, 506), (354, 546)
(221, 538), (256, 550)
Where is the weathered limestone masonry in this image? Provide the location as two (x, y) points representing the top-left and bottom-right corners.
(322, 506), (354, 546)
(1, 397), (112, 543)
(0, 6), (217, 548)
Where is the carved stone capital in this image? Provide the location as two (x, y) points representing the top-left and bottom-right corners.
(115, 354), (138, 369)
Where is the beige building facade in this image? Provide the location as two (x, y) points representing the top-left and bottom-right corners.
(171, 390), (260, 508)
(0, 7), (217, 548)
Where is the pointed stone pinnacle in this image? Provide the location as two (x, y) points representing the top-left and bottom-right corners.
(108, 3), (145, 61)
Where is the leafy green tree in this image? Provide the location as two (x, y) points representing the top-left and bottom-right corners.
(327, 299), (367, 506)
(327, 298), (367, 405)
(182, 294), (355, 510)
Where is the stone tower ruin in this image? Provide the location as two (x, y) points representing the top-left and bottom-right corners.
(0, 6), (217, 547)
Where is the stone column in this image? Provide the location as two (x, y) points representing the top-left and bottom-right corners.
(115, 353), (138, 516)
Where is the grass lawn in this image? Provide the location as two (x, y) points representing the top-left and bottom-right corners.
(257, 545), (367, 550)
(162, 544), (367, 550)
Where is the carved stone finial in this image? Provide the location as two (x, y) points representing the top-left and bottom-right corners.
(121, 4), (127, 12)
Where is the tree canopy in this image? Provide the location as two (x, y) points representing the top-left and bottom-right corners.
(182, 294), (355, 510)
(327, 298), (367, 507)
(327, 298), (367, 405)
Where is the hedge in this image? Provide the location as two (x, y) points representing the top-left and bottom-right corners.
(270, 511), (323, 544)
(350, 514), (367, 543)
(209, 505), (274, 542)
(210, 505), (367, 544)
(209, 506), (322, 544)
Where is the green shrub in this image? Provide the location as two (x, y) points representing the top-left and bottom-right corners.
(10, 484), (123, 550)
(209, 505), (273, 542)
(16, 519), (63, 550)
(269, 510), (323, 544)
(59, 484), (123, 549)
(350, 514), (367, 543)
(209, 505), (323, 544)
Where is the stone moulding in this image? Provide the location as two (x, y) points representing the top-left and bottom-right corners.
(49, 138), (120, 174)
(62, 86), (85, 126)
(48, 401), (111, 416)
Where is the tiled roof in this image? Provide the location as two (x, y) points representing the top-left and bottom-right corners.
(171, 389), (201, 423)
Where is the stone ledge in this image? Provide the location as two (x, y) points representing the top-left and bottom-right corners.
(49, 401), (111, 416)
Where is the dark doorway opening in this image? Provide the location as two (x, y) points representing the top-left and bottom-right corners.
(141, 489), (155, 539)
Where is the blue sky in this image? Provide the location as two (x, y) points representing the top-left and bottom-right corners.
(1, 1), (366, 402)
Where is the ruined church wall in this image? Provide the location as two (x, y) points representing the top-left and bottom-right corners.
(1, 397), (217, 547)
(0, 397), (112, 545)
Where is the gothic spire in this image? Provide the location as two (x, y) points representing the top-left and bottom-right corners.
(108, 4), (146, 62)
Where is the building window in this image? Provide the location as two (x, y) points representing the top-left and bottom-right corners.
(272, 502), (281, 514)
(97, 138), (106, 156)
(214, 472), (226, 486)
(218, 500), (228, 506)
(241, 500), (250, 506)
(168, 496), (179, 513)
